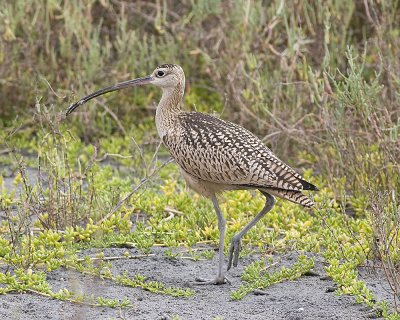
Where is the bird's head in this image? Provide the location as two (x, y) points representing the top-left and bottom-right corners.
(66, 64), (185, 116)
(150, 64), (185, 90)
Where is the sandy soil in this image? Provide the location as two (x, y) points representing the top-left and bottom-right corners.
(0, 246), (385, 320)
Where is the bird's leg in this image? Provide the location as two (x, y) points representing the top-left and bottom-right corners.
(227, 192), (276, 270)
(195, 195), (229, 285)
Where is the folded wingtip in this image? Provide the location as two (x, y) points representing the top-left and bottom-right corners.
(300, 179), (319, 191)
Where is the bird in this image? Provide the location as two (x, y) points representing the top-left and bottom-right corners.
(66, 64), (318, 285)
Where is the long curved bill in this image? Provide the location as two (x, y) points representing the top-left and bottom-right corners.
(66, 75), (153, 116)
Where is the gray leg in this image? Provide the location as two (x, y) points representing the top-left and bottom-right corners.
(195, 195), (228, 285)
(227, 192), (276, 270)
(213, 195), (226, 282)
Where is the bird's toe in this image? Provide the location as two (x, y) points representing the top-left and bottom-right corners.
(194, 275), (231, 285)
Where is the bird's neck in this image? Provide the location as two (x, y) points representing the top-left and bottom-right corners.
(155, 84), (184, 138)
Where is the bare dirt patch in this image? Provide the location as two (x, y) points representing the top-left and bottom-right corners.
(0, 247), (377, 320)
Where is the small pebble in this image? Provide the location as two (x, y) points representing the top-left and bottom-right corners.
(253, 289), (269, 295)
(326, 286), (337, 293)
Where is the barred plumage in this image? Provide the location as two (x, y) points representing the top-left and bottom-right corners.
(66, 63), (318, 285)
(163, 112), (317, 199)
(265, 188), (314, 207)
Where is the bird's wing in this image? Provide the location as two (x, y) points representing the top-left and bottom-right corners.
(163, 112), (313, 191)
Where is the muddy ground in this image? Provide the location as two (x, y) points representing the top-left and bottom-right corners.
(0, 246), (390, 320)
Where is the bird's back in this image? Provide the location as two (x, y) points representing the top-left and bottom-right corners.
(162, 112), (317, 205)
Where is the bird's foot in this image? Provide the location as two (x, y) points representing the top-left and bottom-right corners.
(194, 275), (231, 285)
(227, 235), (242, 270)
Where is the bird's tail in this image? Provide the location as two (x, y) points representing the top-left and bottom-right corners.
(263, 188), (314, 208)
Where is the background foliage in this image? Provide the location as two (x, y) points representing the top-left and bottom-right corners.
(1, 0), (399, 193)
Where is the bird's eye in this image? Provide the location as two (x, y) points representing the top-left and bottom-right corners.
(156, 70), (165, 77)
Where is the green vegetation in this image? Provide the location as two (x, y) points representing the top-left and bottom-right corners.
(1, 0), (399, 318)
(231, 255), (315, 300)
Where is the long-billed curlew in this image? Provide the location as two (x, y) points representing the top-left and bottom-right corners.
(66, 64), (318, 285)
